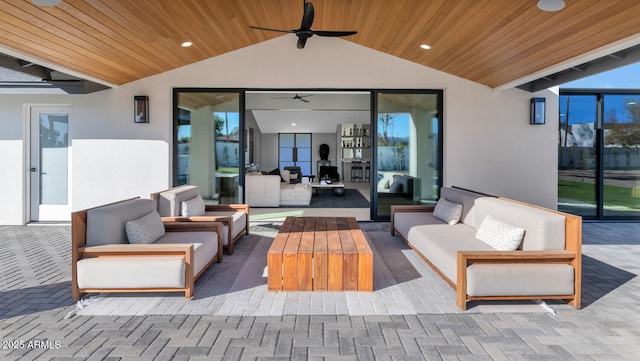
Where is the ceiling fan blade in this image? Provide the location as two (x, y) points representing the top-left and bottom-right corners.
(312, 30), (358, 37)
(249, 25), (294, 34)
(299, 98), (310, 103)
(301, 1), (314, 30)
(297, 37), (308, 49)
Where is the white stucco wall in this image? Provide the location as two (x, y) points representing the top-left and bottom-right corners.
(0, 35), (558, 224)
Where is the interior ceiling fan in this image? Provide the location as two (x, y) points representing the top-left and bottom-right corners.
(249, 0), (358, 49)
(271, 93), (313, 103)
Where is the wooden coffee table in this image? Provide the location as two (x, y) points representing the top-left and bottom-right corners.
(267, 217), (373, 292)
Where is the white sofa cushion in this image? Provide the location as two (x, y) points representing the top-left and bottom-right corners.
(474, 197), (566, 250)
(246, 174), (281, 207)
(467, 264), (574, 296)
(475, 214), (524, 251)
(407, 223), (492, 284)
(154, 231), (218, 276)
(76, 256), (185, 289)
(280, 183), (312, 206)
(181, 195), (205, 216)
(204, 210), (247, 246)
(433, 198), (463, 225)
(125, 210), (166, 244)
(394, 212), (444, 240)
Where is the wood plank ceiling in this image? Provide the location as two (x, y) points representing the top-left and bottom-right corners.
(1, 0), (640, 89)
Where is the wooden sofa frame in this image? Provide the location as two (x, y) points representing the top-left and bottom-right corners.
(150, 186), (249, 254)
(71, 198), (223, 301)
(391, 196), (582, 310)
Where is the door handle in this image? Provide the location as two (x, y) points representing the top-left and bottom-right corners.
(30, 167), (37, 172)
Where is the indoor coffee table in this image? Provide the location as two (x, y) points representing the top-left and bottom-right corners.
(310, 181), (345, 196)
(267, 217), (373, 291)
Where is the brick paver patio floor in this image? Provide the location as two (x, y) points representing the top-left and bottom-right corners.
(1, 222), (639, 360)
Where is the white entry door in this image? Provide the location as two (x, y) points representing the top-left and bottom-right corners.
(30, 107), (71, 222)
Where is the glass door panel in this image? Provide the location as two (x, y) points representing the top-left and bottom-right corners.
(279, 133), (312, 175)
(30, 108), (71, 221)
(374, 92), (442, 220)
(603, 94), (640, 217)
(174, 90), (242, 204)
(558, 95), (598, 217)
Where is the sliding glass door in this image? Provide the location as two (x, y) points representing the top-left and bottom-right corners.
(558, 94), (598, 217)
(372, 91), (443, 220)
(173, 89), (244, 204)
(603, 94), (640, 217)
(559, 90), (640, 220)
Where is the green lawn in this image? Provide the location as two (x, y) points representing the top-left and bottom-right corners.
(559, 179), (640, 209)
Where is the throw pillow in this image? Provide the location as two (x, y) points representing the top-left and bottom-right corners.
(475, 214), (525, 251)
(433, 198), (463, 225)
(281, 169), (291, 183)
(126, 211), (166, 244)
(267, 168), (285, 182)
(181, 195), (205, 217)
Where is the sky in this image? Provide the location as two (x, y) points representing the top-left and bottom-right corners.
(562, 62), (640, 88)
(560, 62), (640, 125)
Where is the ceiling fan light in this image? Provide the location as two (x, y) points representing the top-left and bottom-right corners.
(32, 0), (61, 6)
(537, 0), (565, 12)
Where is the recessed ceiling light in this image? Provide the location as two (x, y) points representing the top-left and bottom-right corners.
(32, 0), (61, 6)
(537, 0), (565, 12)
(420, 44), (431, 50)
(181, 41), (193, 47)
(291, 123), (296, 126)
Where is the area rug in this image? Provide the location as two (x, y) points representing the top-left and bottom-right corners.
(283, 188), (369, 208)
(72, 222), (559, 317)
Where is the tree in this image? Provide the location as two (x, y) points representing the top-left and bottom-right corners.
(378, 113), (398, 146)
(605, 99), (640, 147)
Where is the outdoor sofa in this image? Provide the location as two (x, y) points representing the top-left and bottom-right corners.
(245, 170), (312, 207)
(71, 197), (223, 300)
(150, 185), (249, 254)
(391, 186), (582, 310)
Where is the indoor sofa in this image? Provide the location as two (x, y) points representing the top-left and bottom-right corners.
(246, 171), (312, 207)
(391, 187), (582, 310)
(150, 185), (249, 254)
(71, 198), (223, 300)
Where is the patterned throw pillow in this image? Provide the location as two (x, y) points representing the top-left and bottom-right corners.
(125, 211), (166, 244)
(475, 214), (525, 251)
(181, 195), (205, 217)
(433, 198), (463, 225)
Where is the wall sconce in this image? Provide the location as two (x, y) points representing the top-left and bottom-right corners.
(134, 95), (149, 123)
(530, 97), (545, 125)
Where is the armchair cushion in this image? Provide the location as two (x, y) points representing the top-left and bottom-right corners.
(157, 185), (200, 217)
(86, 198), (157, 246)
(181, 195), (205, 216)
(125, 210), (166, 244)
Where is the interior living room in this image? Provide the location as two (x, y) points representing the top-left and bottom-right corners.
(174, 89), (441, 220)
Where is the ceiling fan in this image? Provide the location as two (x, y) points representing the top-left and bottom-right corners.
(249, 0), (357, 49)
(271, 93), (313, 103)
